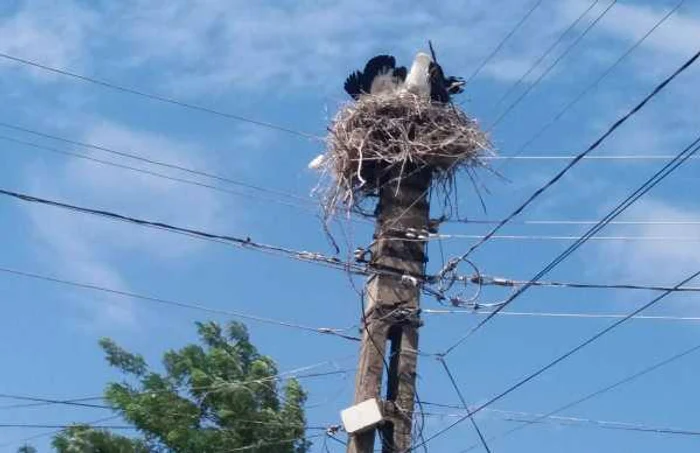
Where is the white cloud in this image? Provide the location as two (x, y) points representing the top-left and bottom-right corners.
(23, 121), (227, 326)
(592, 2), (700, 58)
(597, 198), (700, 286)
(0, 0), (96, 73)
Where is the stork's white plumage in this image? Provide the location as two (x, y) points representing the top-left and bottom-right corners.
(403, 52), (433, 98)
(307, 154), (326, 170)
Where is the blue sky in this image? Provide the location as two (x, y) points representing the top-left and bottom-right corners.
(1, 0), (700, 451)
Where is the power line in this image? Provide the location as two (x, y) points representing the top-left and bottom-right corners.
(425, 309), (700, 323)
(488, 0), (618, 130)
(0, 120), (314, 204)
(437, 358), (492, 453)
(493, 0), (601, 109)
(0, 187), (374, 276)
(413, 269), (700, 449)
(422, 406), (700, 440)
(464, 0), (546, 85)
(440, 47), (700, 276)
(431, 234), (700, 242)
(486, 154), (700, 160)
(0, 52), (321, 140)
(458, 340), (700, 450)
(464, 274), (700, 293)
(0, 134), (316, 213)
(443, 133), (700, 355)
(0, 394), (109, 410)
(509, 0), (685, 157)
(0, 265), (359, 342)
(450, 219), (700, 225)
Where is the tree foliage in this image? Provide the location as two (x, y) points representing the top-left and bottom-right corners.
(53, 321), (309, 453)
(52, 426), (148, 453)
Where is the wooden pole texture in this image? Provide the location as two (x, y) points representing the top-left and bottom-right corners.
(347, 164), (432, 453)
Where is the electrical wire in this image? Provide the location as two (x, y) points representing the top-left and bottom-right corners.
(450, 218), (700, 225)
(0, 187), (381, 277)
(437, 358), (492, 453)
(458, 340), (700, 451)
(442, 133), (700, 356)
(0, 52), (321, 140)
(412, 269), (700, 449)
(463, 274), (700, 293)
(464, 0), (546, 85)
(425, 309), (700, 323)
(509, 0), (685, 158)
(0, 134), (317, 214)
(488, 0), (618, 130)
(492, 0), (601, 108)
(0, 265), (359, 342)
(427, 234), (700, 242)
(441, 47), (700, 276)
(486, 154), (700, 160)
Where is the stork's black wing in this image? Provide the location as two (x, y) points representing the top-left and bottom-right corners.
(393, 66), (407, 83)
(428, 62), (450, 103)
(344, 70), (363, 100)
(362, 55), (397, 93)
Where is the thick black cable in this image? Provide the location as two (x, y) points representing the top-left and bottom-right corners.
(441, 47), (700, 275)
(413, 269), (700, 449)
(443, 133), (700, 355)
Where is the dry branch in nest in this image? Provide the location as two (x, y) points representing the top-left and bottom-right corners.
(314, 93), (493, 220)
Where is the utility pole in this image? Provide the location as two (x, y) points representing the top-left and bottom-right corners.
(347, 164), (432, 453)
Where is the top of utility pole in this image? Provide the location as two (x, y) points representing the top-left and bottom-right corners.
(310, 47), (492, 452)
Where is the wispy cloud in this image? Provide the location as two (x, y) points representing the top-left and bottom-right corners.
(22, 121), (227, 326)
(0, 0), (96, 73)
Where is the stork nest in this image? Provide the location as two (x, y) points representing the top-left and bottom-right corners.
(316, 93), (493, 219)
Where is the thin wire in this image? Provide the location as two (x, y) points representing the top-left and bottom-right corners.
(427, 234), (700, 242)
(421, 407), (700, 440)
(437, 358), (492, 453)
(493, 0), (601, 108)
(510, 0), (685, 157)
(464, 0), (546, 85)
(1, 414), (121, 449)
(441, 47), (700, 275)
(488, 0), (618, 130)
(458, 340), (700, 451)
(487, 154), (700, 160)
(0, 265), (359, 342)
(443, 134), (700, 355)
(414, 269), (700, 449)
(450, 219), (700, 225)
(0, 121), (312, 203)
(0, 52), (321, 140)
(425, 309), (700, 323)
(0, 393), (109, 410)
(0, 134), (317, 213)
(0, 424), (134, 430)
(466, 274), (700, 293)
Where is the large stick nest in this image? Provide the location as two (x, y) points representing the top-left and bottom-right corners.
(316, 93), (493, 219)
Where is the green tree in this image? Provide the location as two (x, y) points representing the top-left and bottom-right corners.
(53, 321), (309, 453)
(52, 426), (149, 452)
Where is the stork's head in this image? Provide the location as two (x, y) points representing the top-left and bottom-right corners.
(413, 52), (433, 68)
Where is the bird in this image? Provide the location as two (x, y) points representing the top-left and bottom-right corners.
(344, 55), (407, 100)
(404, 52), (465, 103)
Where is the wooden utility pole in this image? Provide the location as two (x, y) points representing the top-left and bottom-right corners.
(347, 164), (432, 453)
